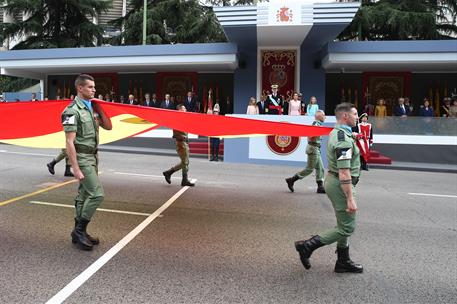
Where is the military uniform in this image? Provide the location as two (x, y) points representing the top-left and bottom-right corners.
(285, 120), (325, 193)
(62, 96), (104, 250)
(267, 93), (283, 115)
(46, 148), (74, 176)
(162, 129), (195, 186)
(294, 123), (363, 273)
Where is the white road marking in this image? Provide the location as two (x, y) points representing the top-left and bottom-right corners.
(0, 150), (55, 157)
(45, 180), (196, 304)
(408, 193), (457, 199)
(114, 171), (167, 179)
(29, 201), (152, 217)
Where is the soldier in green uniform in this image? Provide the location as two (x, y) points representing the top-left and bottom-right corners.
(294, 103), (363, 273)
(62, 74), (112, 251)
(46, 148), (74, 177)
(285, 110), (326, 194)
(162, 104), (195, 187)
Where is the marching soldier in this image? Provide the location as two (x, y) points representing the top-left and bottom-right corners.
(47, 149), (74, 177)
(62, 74), (112, 251)
(285, 110), (326, 194)
(294, 103), (363, 273)
(162, 104), (195, 187)
(267, 84), (284, 115)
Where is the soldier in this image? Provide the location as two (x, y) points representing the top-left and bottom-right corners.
(46, 149), (74, 177)
(294, 103), (363, 273)
(62, 74), (112, 251)
(162, 104), (195, 187)
(285, 110), (326, 194)
(267, 84), (284, 115)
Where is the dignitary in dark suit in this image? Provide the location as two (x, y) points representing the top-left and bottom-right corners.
(257, 95), (268, 114)
(267, 84), (284, 115)
(183, 91), (197, 112)
(394, 98), (409, 117)
(151, 93), (160, 108)
(125, 94), (139, 105)
(142, 93), (154, 107)
(161, 94), (175, 110)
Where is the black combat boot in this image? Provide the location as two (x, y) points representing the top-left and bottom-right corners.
(47, 160), (56, 175)
(316, 181), (326, 194)
(210, 156), (215, 161)
(181, 173), (195, 187)
(71, 218), (93, 251)
(163, 168), (175, 184)
(295, 235), (325, 269)
(73, 218), (99, 245)
(334, 246), (363, 273)
(64, 165), (74, 177)
(285, 175), (300, 192)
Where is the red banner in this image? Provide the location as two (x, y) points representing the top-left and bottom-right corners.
(261, 50), (296, 99)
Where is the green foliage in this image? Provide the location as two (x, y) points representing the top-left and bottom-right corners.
(339, 0), (457, 40)
(0, 0), (112, 49)
(0, 75), (39, 92)
(108, 0), (260, 46)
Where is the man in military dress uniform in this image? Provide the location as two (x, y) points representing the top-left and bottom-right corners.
(62, 74), (112, 251)
(267, 84), (284, 115)
(285, 110), (326, 194)
(294, 103), (363, 273)
(162, 104), (195, 187)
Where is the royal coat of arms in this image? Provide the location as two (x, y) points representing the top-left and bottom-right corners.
(277, 7), (293, 23)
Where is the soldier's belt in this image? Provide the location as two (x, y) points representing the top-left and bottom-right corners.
(327, 171), (359, 186)
(308, 142), (321, 148)
(75, 144), (98, 154)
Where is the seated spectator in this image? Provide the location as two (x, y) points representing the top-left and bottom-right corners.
(288, 93), (301, 116)
(246, 97), (259, 115)
(306, 96), (319, 116)
(419, 99), (434, 117)
(375, 99), (387, 117)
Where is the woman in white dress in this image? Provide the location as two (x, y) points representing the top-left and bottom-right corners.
(288, 93), (301, 115)
(246, 97), (259, 115)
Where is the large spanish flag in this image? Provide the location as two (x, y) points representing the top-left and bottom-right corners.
(0, 100), (331, 148)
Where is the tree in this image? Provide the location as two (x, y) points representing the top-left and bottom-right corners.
(108, 0), (261, 46)
(0, 0), (112, 49)
(338, 0), (457, 41)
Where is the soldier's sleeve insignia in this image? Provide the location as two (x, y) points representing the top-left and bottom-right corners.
(62, 114), (75, 125)
(337, 130), (345, 141)
(312, 121), (318, 126)
(336, 148), (352, 160)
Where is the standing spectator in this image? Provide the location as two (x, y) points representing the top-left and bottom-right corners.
(267, 84), (283, 115)
(288, 93), (301, 116)
(30, 93), (39, 101)
(210, 106), (221, 161)
(161, 94), (174, 109)
(449, 98), (457, 117)
(97, 94), (104, 100)
(441, 97), (452, 117)
(104, 93), (111, 102)
(151, 93), (160, 108)
(375, 99), (387, 117)
(306, 96), (319, 116)
(419, 99), (434, 117)
(394, 98), (408, 117)
(404, 97), (413, 116)
(257, 95), (268, 114)
(299, 93), (306, 115)
(143, 93), (154, 107)
(246, 97), (259, 114)
(125, 94), (138, 105)
(184, 91), (196, 112)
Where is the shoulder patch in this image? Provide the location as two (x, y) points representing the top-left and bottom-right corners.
(312, 121), (318, 126)
(337, 130), (345, 142)
(62, 114), (75, 125)
(336, 147), (352, 160)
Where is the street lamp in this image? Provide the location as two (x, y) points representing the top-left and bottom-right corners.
(143, 0), (147, 45)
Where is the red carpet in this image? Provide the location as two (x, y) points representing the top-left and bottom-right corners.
(368, 150), (392, 165)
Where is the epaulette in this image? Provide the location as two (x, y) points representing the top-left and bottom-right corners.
(337, 130), (345, 142)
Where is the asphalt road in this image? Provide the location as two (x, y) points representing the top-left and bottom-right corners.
(0, 144), (456, 304)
